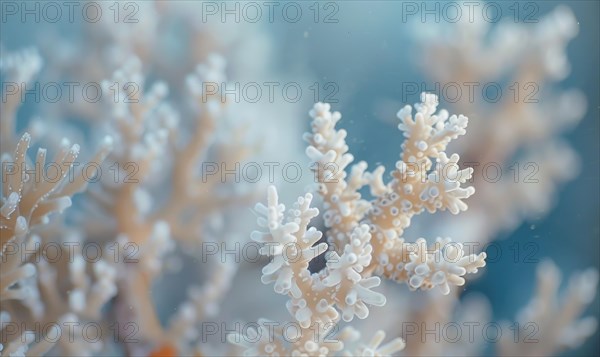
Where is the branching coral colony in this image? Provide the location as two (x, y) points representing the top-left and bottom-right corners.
(0, 47), (256, 356)
(233, 93), (487, 355)
(1, 2), (301, 355)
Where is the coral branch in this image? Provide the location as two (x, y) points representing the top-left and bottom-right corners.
(240, 93), (486, 355)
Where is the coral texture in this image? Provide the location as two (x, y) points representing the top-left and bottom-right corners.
(236, 93), (486, 355)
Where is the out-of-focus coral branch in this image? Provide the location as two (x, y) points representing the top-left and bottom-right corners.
(499, 260), (598, 356)
(1, 47), (113, 357)
(416, 6), (586, 243)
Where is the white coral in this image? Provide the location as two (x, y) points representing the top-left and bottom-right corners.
(240, 94), (484, 355)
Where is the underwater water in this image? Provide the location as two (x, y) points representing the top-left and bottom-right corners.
(1, 1), (598, 356)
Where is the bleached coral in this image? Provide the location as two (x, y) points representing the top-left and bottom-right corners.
(236, 93), (485, 355)
(306, 94), (485, 292)
(2, 2), (596, 356)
